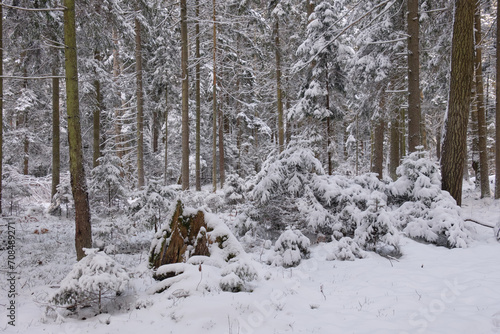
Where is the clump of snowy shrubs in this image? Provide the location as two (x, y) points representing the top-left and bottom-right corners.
(223, 173), (246, 206)
(270, 228), (311, 267)
(250, 144), (471, 263)
(390, 150), (471, 248)
(51, 249), (129, 314)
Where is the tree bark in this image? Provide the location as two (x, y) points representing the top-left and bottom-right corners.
(212, 0), (217, 192)
(474, 5), (491, 198)
(164, 86), (169, 185)
(112, 28), (123, 161)
(275, 19), (284, 153)
(0, 4), (2, 213)
(195, 0), (201, 191)
(63, 0), (92, 260)
(389, 109), (400, 180)
(92, 50), (102, 168)
(51, 65), (60, 198)
(496, 2), (500, 199)
(135, 11), (145, 188)
(372, 117), (385, 180)
(218, 102), (225, 188)
(407, 0), (421, 152)
(180, 0), (190, 190)
(441, 0), (474, 207)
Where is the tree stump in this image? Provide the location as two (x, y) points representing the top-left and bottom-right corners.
(150, 200), (211, 269)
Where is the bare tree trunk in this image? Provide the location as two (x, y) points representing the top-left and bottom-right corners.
(400, 109), (406, 158)
(441, 0), (474, 206)
(218, 102), (225, 188)
(135, 11), (145, 188)
(372, 117), (385, 180)
(112, 28), (123, 161)
(212, 0), (217, 192)
(164, 86), (169, 185)
(0, 4), (2, 213)
(275, 19), (284, 153)
(389, 109), (400, 180)
(51, 65), (60, 198)
(326, 76), (332, 175)
(180, 0), (190, 190)
(407, 0), (421, 152)
(474, 4), (491, 198)
(195, 0), (201, 191)
(64, 0), (92, 260)
(93, 50), (102, 168)
(496, 3), (500, 199)
(152, 110), (159, 153)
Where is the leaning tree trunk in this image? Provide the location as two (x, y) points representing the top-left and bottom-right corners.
(180, 0), (190, 190)
(441, 0), (475, 207)
(474, 5), (491, 198)
(135, 11), (145, 188)
(164, 86), (169, 185)
(63, 0), (92, 260)
(407, 0), (421, 152)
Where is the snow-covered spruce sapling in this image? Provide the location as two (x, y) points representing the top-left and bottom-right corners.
(129, 178), (176, 232)
(271, 228), (311, 267)
(89, 153), (126, 214)
(355, 191), (400, 256)
(50, 180), (73, 218)
(390, 151), (471, 248)
(223, 173), (246, 206)
(51, 249), (129, 314)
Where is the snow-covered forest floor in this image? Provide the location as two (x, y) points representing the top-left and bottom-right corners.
(1, 179), (500, 334)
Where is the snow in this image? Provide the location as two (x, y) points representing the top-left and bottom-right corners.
(2, 193), (500, 333)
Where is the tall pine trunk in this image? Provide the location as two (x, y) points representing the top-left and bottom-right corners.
(275, 19), (284, 152)
(195, 0), (201, 191)
(496, 3), (500, 199)
(164, 86), (169, 185)
(212, 0), (217, 192)
(112, 28), (123, 161)
(441, 0), (474, 206)
(93, 50), (102, 168)
(389, 109), (400, 180)
(63, 0), (92, 260)
(135, 10), (145, 188)
(51, 65), (60, 198)
(407, 0), (421, 152)
(180, 0), (190, 190)
(0, 4), (2, 213)
(474, 5), (490, 198)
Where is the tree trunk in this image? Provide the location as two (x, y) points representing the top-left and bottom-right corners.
(152, 110), (159, 153)
(474, 5), (491, 198)
(496, 2), (500, 199)
(470, 87), (479, 184)
(400, 108), (406, 158)
(164, 86), (169, 185)
(275, 19), (284, 153)
(389, 109), (400, 180)
(212, 0), (217, 192)
(63, 0), (92, 260)
(51, 66), (60, 199)
(180, 0), (190, 190)
(372, 117), (385, 180)
(112, 28), (123, 161)
(93, 50), (102, 168)
(218, 102), (225, 188)
(407, 0), (421, 152)
(135, 11), (145, 188)
(441, 0), (474, 207)
(0, 4), (2, 213)
(195, 0), (201, 191)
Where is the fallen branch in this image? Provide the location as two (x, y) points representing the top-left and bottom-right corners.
(464, 218), (494, 229)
